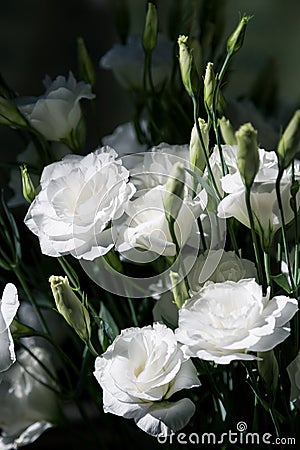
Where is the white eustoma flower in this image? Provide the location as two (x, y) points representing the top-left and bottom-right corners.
(0, 347), (60, 449)
(126, 143), (190, 191)
(175, 279), (298, 364)
(287, 352), (300, 409)
(94, 323), (200, 436)
(216, 147), (300, 249)
(102, 121), (148, 157)
(0, 283), (19, 372)
(100, 34), (173, 90)
(115, 184), (202, 261)
(188, 249), (257, 296)
(24, 147), (135, 260)
(16, 72), (95, 142)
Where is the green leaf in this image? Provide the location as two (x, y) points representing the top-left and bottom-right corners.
(271, 273), (292, 294)
(98, 302), (119, 351)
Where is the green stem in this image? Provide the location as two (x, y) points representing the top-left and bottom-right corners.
(245, 187), (265, 291)
(275, 169), (297, 296)
(14, 266), (50, 335)
(128, 298), (139, 327)
(192, 96), (221, 200)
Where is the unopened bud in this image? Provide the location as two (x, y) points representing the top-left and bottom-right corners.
(277, 110), (300, 169)
(164, 162), (185, 222)
(170, 271), (189, 308)
(77, 37), (96, 89)
(190, 118), (209, 173)
(226, 16), (251, 55)
(142, 3), (158, 53)
(0, 97), (28, 128)
(236, 122), (259, 188)
(178, 35), (199, 98)
(204, 62), (215, 110)
(49, 275), (91, 342)
(20, 164), (36, 203)
(219, 116), (237, 145)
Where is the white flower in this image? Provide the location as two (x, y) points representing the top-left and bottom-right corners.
(0, 347), (60, 449)
(100, 34), (173, 90)
(175, 279), (298, 364)
(115, 184), (201, 261)
(0, 283), (19, 373)
(287, 352), (300, 408)
(24, 147), (135, 260)
(216, 147), (300, 249)
(188, 249), (257, 296)
(94, 323), (200, 436)
(16, 72), (95, 141)
(126, 143), (190, 191)
(102, 122), (148, 157)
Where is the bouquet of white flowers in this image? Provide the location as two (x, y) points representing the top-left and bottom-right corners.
(0, 1), (299, 449)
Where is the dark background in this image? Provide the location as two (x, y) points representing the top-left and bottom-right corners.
(0, 0), (299, 449)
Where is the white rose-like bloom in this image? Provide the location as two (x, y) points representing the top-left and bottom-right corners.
(0, 347), (60, 449)
(175, 279), (298, 364)
(100, 34), (173, 90)
(287, 352), (300, 409)
(0, 283), (19, 372)
(94, 323), (200, 436)
(102, 122), (148, 157)
(16, 72), (95, 141)
(115, 184), (202, 261)
(217, 147), (300, 249)
(188, 249), (257, 296)
(24, 147), (136, 260)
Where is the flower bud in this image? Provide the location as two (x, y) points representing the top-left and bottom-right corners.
(0, 96), (28, 128)
(236, 122), (259, 188)
(277, 110), (300, 169)
(142, 3), (158, 53)
(49, 275), (91, 342)
(219, 116), (237, 145)
(77, 37), (96, 89)
(257, 350), (279, 396)
(178, 35), (199, 98)
(20, 164), (36, 203)
(164, 162), (185, 223)
(226, 16), (251, 55)
(203, 62), (215, 110)
(190, 118), (209, 173)
(170, 271), (189, 308)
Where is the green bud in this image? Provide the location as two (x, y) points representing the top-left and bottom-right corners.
(257, 350), (279, 396)
(142, 3), (158, 53)
(170, 271), (189, 309)
(236, 122), (259, 188)
(226, 15), (251, 55)
(20, 164), (36, 203)
(77, 37), (96, 89)
(219, 116), (237, 145)
(0, 96), (28, 128)
(178, 35), (199, 98)
(203, 62), (215, 110)
(190, 118), (209, 173)
(49, 275), (91, 342)
(277, 110), (300, 169)
(164, 162), (185, 222)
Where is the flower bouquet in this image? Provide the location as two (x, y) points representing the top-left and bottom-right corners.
(0, 1), (300, 449)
